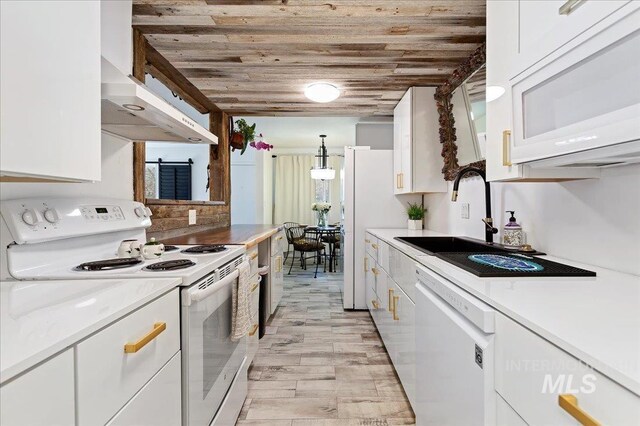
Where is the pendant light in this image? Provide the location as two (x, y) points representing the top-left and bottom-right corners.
(310, 134), (335, 180)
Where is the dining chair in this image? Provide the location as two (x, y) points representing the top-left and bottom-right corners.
(283, 222), (300, 262)
(287, 226), (325, 278)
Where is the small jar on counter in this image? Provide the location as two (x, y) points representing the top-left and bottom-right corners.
(503, 211), (524, 248)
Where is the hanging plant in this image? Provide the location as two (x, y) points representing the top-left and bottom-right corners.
(230, 118), (257, 154)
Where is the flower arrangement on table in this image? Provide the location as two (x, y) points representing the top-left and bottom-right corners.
(311, 202), (331, 227)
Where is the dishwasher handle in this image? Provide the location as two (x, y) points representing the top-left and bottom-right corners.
(416, 265), (495, 333)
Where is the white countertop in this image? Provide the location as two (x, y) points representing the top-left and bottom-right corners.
(0, 277), (181, 383)
(367, 228), (640, 396)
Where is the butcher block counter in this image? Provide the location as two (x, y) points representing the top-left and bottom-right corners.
(160, 224), (283, 248)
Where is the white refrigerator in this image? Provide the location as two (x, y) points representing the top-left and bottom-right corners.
(342, 146), (419, 309)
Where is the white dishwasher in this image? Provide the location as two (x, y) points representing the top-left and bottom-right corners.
(415, 265), (496, 426)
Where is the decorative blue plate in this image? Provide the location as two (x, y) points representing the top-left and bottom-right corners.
(468, 254), (544, 272)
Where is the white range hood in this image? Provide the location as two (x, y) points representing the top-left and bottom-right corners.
(101, 58), (218, 144)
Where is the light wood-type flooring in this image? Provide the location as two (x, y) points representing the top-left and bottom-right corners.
(236, 259), (415, 425)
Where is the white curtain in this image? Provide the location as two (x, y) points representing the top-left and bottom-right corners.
(274, 155), (316, 225)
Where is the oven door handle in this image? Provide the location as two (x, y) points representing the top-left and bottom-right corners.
(183, 269), (239, 306)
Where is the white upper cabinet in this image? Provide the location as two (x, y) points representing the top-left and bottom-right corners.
(0, 1), (101, 182)
(485, 0), (600, 182)
(511, 0), (633, 79)
(393, 87), (446, 194)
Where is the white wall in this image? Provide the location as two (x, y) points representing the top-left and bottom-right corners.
(423, 164), (640, 276)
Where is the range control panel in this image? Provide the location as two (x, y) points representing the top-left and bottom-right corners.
(0, 198), (152, 245)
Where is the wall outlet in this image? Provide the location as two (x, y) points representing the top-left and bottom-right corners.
(188, 209), (197, 225)
(461, 203), (470, 219)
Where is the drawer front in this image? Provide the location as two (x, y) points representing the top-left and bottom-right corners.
(77, 289), (180, 426)
(389, 247), (416, 302)
(373, 262), (389, 311)
(271, 230), (286, 254)
(211, 357), (249, 426)
(1, 349), (75, 426)
(106, 352), (182, 426)
(365, 234), (379, 262)
(270, 254), (284, 314)
(495, 313), (640, 426)
(247, 245), (259, 276)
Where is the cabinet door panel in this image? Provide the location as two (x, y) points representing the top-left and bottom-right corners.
(391, 281), (415, 407)
(270, 254), (284, 314)
(0, 350), (75, 426)
(0, 1), (101, 182)
(107, 352), (182, 426)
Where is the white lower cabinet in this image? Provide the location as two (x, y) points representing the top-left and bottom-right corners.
(389, 280), (415, 407)
(0, 349), (75, 426)
(495, 313), (640, 425)
(366, 246), (416, 408)
(270, 251), (284, 314)
(247, 276), (260, 362)
(76, 289), (180, 425)
(107, 351), (182, 426)
(496, 392), (527, 426)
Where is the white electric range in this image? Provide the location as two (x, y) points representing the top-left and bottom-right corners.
(1, 197), (249, 426)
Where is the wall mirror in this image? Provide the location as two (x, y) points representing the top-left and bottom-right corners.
(435, 44), (487, 180)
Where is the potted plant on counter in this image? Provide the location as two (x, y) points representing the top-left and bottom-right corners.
(407, 202), (426, 230)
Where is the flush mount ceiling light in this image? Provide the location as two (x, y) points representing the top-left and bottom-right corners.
(486, 86), (506, 103)
(310, 134), (336, 180)
(123, 103), (145, 111)
(304, 83), (340, 103)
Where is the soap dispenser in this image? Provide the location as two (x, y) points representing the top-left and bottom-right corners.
(503, 211), (524, 247)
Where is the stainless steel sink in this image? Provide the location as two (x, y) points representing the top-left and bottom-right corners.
(394, 236), (507, 255)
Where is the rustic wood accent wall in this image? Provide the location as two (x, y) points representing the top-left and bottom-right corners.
(131, 30), (231, 238)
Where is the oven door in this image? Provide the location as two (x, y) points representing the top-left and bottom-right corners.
(181, 270), (246, 426)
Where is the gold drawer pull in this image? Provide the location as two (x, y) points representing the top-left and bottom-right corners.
(388, 289), (394, 312)
(124, 322), (166, 354)
(396, 173), (400, 189)
(371, 300), (380, 309)
(371, 243), (379, 249)
(393, 295), (400, 320)
(251, 282), (259, 293)
(558, 394), (600, 426)
(248, 324), (259, 336)
(249, 252), (258, 260)
(502, 130), (512, 166)
(365, 238), (371, 243)
(364, 257), (369, 272)
(276, 236), (283, 241)
(399, 172), (404, 189)
(371, 267), (380, 276)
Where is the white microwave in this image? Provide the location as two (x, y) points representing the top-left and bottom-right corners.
(509, 4), (640, 167)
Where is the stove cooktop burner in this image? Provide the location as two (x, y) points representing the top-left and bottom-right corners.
(182, 245), (227, 254)
(145, 259), (196, 271)
(163, 245), (179, 252)
(76, 257), (143, 271)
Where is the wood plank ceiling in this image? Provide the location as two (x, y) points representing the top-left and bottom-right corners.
(132, 0), (486, 116)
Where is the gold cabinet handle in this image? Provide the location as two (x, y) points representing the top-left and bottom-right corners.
(364, 256), (369, 272)
(388, 289), (394, 312)
(502, 130), (512, 166)
(276, 236), (283, 241)
(365, 238), (371, 243)
(371, 243), (379, 249)
(396, 173), (400, 189)
(558, 394), (600, 426)
(250, 251), (258, 260)
(124, 322), (166, 354)
(371, 300), (380, 309)
(393, 295), (400, 320)
(371, 267), (380, 276)
(248, 324), (259, 336)
(399, 172), (404, 189)
(251, 282), (259, 293)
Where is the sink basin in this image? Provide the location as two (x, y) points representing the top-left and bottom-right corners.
(394, 236), (508, 255)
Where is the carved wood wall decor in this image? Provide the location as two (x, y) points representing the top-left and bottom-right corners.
(434, 43), (486, 181)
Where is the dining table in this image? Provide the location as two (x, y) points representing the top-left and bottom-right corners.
(304, 225), (341, 273)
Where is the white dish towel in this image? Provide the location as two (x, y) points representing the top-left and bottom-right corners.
(231, 260), (252, 341)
